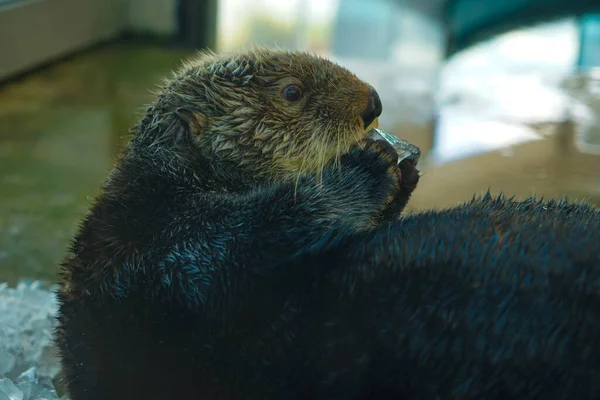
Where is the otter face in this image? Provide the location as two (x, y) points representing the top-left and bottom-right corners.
(150, 48), (383, 181)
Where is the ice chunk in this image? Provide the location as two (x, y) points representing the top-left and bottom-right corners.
(0, 350), (16, 376)
(366, 128), (421, 164)
(15, 381), (33, 400)
(34, 387), (59, 400)
(15, 368), (37, 400)
(0, 280), (62, 397)
(35, 378), (60, 400)
(11, 366), (62, 400)
(0, 377), (24, 400)
(16, 367), (37, 383)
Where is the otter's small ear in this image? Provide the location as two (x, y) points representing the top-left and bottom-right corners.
(175, 106), (207, 135)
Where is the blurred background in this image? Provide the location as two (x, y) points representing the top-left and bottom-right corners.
(1, 0), (600, 284)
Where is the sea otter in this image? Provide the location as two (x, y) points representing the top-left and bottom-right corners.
(55, 48), (600, 400)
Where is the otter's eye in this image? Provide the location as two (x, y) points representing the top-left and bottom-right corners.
(282, 85), (303, 102)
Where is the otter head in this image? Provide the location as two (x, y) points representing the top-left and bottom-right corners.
(135, 48), (383, 184)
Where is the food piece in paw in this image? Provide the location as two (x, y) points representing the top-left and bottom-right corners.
(366, 128), (421, 166)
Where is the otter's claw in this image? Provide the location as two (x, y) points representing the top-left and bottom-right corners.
(366, 128), (421, 165)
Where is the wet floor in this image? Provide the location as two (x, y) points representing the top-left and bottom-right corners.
(0, 41), (193, 284)
(403, 118), (600, 213)
(0, 40), (599, 284)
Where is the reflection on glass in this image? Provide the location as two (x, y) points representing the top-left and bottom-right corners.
(435, 18), (579, 164)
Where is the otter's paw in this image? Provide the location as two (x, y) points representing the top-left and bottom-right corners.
(334, 137), (421, 225)
(374, 157), (420, 223)
(325, 138), (402, 224)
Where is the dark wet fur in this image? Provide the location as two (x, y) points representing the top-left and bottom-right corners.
(56, 134), (600, 400)
(55, 50), (600, 400)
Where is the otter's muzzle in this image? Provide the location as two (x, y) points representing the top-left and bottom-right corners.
(367, 128), (421, 165)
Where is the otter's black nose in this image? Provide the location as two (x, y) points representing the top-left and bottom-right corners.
(362, 87), (382, 129)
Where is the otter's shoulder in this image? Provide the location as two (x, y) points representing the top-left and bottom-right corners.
(409, 193), (598, 265)
(323, 192), (600, 272)
(410, 191), (598, 227)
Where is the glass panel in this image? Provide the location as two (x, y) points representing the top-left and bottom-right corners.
(436, 18), (579, 164)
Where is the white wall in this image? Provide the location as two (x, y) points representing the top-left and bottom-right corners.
(0, 0), (180, 81)
(0, 0), (126, 81)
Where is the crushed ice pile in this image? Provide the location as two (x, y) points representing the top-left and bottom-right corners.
(0, 281), (66, 400)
